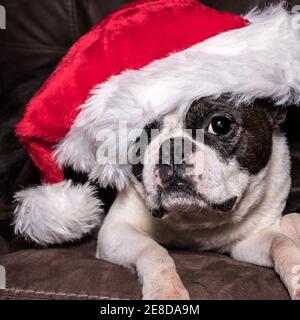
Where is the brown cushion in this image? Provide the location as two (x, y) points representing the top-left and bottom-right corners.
(0, 239), (289, 300)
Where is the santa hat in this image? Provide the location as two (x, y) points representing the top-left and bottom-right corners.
(13, 0), (300, 245)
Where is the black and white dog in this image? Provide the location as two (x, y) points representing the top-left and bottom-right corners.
(10, 3), (300, 301)
(97, 97), (300, 300)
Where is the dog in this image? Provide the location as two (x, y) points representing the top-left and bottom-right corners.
(96, 96), (300, 300)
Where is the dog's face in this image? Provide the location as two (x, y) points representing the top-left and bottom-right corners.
(132, 97), (286, 222)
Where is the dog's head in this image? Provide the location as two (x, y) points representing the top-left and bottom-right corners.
(131, 97), (287, 223)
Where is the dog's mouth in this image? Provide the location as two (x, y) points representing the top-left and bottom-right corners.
(152, 179), (238, 218)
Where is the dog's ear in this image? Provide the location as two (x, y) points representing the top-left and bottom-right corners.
(257, 99), (287, 128)
(268, 107), (287, 128)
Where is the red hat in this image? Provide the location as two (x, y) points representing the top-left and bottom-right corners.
(13, 0), (300, 245)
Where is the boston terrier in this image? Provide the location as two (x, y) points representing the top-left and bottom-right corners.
(96, 96), (300, 300)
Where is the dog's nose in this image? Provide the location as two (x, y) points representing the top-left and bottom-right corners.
(159, 137), (191, 169)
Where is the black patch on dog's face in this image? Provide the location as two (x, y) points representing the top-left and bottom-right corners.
(184, 97), (284, 175)
(234, 103), (273, 175)
(132, 120), (161, 182)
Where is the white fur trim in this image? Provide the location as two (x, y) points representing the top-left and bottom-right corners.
(55, 4), (300, 190)
(13, 181), (103, 246)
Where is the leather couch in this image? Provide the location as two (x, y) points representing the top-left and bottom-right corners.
(0, 0), (299, 300)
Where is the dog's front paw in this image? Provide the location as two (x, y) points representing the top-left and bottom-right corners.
(289, 265), (300, 300)
(142, 269), (190, 300)
(143, 283), (190, 300)
(271, 235), (300, 300)
(280, 213), (300, 242)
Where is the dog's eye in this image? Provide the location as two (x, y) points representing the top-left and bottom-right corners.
(207, 116), (234, 136)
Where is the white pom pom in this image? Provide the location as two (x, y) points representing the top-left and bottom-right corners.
(13, 181), (103, 246)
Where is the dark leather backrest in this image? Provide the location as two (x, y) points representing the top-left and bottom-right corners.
(2, 0), (296, 97)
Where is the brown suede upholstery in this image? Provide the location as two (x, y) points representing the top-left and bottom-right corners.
(0, 240), (289, 300)
(0, 0), (299, 300)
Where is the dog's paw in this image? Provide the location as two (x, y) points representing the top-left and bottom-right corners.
(280, 213), (300, 242)
(291, 289), (300, 300)
(142, 269), (190, 300)
(289, 265), (300, 300)
(272, 235), (300, 300)
(143, 284), (190, 300)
